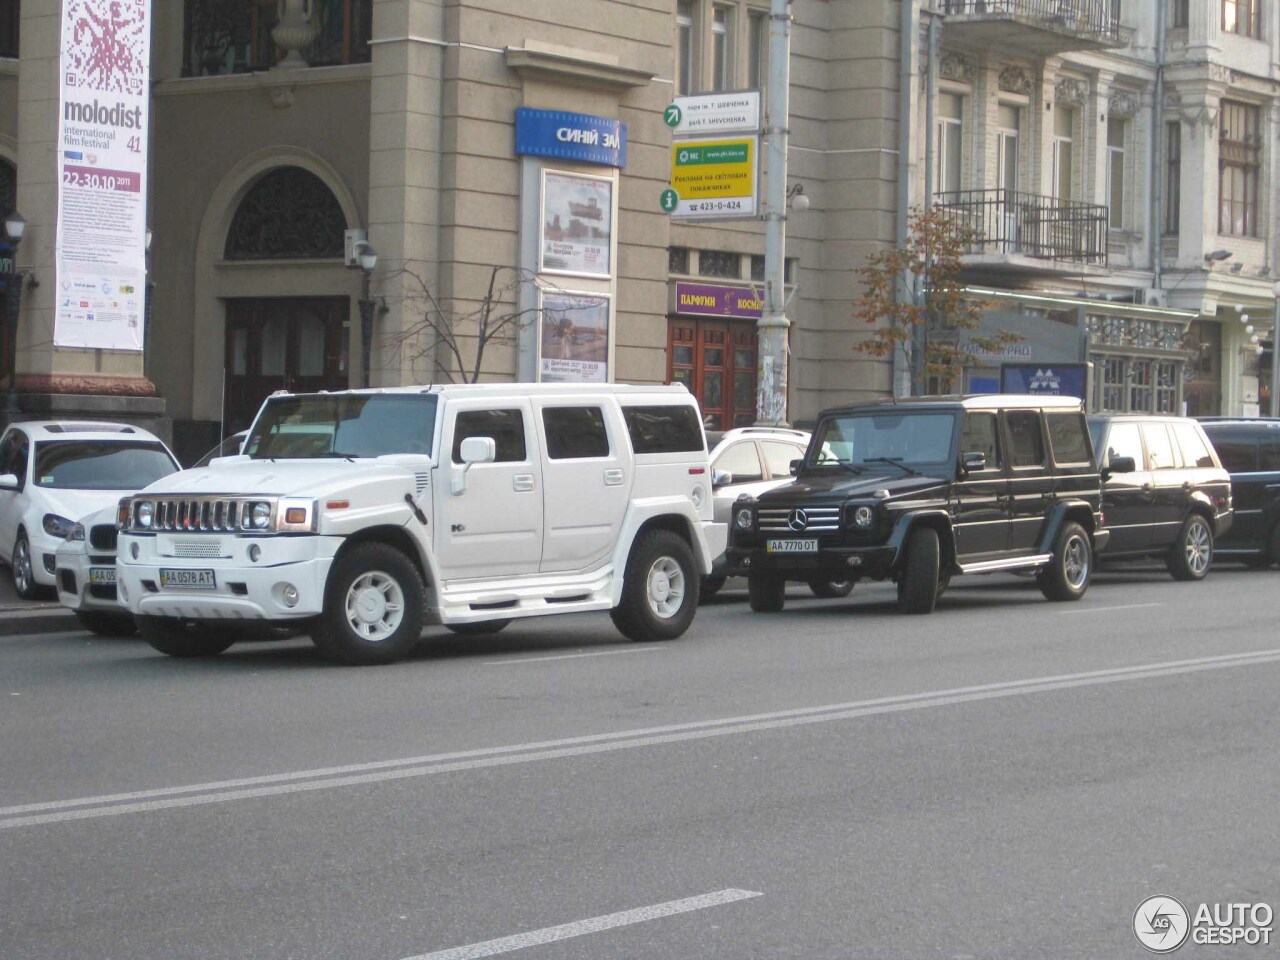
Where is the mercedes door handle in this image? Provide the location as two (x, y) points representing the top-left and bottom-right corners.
(513, 474), (535, 492)
(603, 468), (625, 486)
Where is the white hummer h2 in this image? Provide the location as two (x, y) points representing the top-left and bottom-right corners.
(116, 384), (725, 665)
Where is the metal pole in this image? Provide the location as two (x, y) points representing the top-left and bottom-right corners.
(1271, 282), (1280, 417)
(755, 0), (792, 426)
(359, 270), (374, 389)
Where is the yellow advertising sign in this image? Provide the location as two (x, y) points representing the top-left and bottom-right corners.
(667, 136), (759, 219)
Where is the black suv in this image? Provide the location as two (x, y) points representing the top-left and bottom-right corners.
(1197, 418), (1280, 567)
(727, 395), (1108, 614)
(1088, 415), (1232, 580)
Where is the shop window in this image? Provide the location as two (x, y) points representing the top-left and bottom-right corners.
(698, 250), (742, 279)
(183, 0), (372, 77)
(668, 247), (690, 275)
(225, 167), (346, 260)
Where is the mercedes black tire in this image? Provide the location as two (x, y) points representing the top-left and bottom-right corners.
(138, 616), (236, 658)
(747, 571), (786, 612)
(311, 543), (425, 665)
(897, 526), (940, 615)
(1166, 514), (1213, 582)
(610, 530), (698, 642)
(1038, 521), (1092, 602)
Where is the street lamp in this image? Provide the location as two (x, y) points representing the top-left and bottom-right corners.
(354, 241), (377, 388)
(4, 210), (30, 416)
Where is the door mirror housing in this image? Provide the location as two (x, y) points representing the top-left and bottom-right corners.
(712, 468), (733, 488)
(960, 451), (987, 474)
(452, 436), (497, 494)
(0, 473), (18, 491)
(1102, 454), (1136, 480)
(789, 458), (803, 477)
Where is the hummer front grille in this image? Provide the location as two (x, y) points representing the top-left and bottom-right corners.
(152, 498), (247, 532)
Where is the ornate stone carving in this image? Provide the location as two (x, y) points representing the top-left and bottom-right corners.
(998, 65), (1033, 96)
(1055, 78), (1089, 107)
(1108, 90), (1139, 118)
(939, 52), (976, 85)
(225, 167), (346, 260)
(4, 374), (159, 397)
(272, 0), (319, 70)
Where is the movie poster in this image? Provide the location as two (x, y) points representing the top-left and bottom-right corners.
(539, 292), (610, 383)
(540, 171), (612, 278)
(55, 0), (151, 350)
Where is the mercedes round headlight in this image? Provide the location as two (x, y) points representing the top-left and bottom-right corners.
(734, 507), (754, 531)
(251, 502), (272, 530)
(136, 501), (153, 529)
(853, 505), (874, 528)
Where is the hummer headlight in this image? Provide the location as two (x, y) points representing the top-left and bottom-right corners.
(251, 502), (272, 529)
(853, 505), (874, 528)
(136, 501), (153, 529)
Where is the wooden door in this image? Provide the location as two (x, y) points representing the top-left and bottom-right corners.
(224, 298), (349, 435)
(667, 318), (758, 429)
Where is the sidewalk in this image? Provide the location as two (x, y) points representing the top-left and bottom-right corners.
(0, 573), (77, 635)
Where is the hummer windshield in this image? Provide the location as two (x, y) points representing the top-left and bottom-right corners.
(806, 411), (957, 474)
(246, 393), (439, 460)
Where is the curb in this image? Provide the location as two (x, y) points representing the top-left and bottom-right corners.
(0, 603), (77, 636)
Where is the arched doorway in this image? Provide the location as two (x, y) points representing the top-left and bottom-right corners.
(221, 166), (350, 434)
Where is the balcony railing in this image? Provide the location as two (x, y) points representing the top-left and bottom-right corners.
(182, 0), (371, 77)
(935, 189), (1108, 266)
(943, 1), (1122, 47)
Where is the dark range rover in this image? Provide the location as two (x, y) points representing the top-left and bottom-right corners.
(727, 395), (1108, 614)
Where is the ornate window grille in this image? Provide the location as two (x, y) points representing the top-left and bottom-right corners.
(698, 250), (742, 278)
(225, 167), (346, 260)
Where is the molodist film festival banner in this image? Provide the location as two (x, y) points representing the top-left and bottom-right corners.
(55, 0), (151, 351)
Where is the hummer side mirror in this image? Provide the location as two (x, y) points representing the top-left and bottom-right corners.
(961, 451), (987, 474)
(0, 473), (18, 491)
(712, 468), (733, 488)
(452, 436), (497, 494)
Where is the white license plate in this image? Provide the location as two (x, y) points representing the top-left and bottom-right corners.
(766, 539), (819, 553)
(159, 568), (216, 590)
(88, 567), (116, 585)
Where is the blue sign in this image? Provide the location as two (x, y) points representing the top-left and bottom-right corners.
(1001, 363), (1089, 401)
(515, 108), (627, 168)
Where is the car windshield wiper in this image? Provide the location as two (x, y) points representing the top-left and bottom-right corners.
(316, 452), (359, 461)
(862, 456), (920, 477)
(811, 457), (864, 475)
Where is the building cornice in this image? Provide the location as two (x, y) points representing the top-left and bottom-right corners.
(505, 41), (653, 91)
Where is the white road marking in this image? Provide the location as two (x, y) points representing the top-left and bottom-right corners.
(4, 647), (1280, 831)
(403, 889), (762, 960)
(1058, 603), (1163, 616)
(484, 647), (664, 665)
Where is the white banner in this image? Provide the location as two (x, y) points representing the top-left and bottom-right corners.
(55, 0), (151, 351)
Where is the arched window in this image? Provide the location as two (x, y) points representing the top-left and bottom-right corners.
(224, 166), (346, 260)
(0, 158), (15, 219)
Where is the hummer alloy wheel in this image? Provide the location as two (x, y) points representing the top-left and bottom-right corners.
(343, 570), (405, 642)
(312, 543), (424, 665)
(611, 529), (698, 642)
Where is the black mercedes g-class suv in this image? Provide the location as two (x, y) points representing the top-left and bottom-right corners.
(726, 395), (1109, 614)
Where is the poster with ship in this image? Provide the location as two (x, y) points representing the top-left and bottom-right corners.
(540, 170), (613, 278)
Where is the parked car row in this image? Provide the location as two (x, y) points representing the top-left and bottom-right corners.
(1, 392), (1275, 659)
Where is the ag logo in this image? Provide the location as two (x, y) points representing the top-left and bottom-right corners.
(1134, 896), (1190, 953)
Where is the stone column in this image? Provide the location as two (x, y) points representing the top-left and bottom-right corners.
(367, 0), (445, 386)
(7, 0), (163, 433)
(1172, 79), (1228, 269)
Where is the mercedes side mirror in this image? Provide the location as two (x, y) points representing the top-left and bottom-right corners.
(961, 451), (987, 474)
(789, 458), (803, 476)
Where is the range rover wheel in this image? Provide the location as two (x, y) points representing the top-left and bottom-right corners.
(610, 530), (697, 642)
(312, 543), (424, 665)
(747, 571), (785, 612)
(897, 526), (939, 615)
(11, 533), (39, 601)
(808, 580), (854, 599)
(75, 611), (137, 637)
(1167, 514), (1213, 582)
(699, 574), (728, 601)
(445, 619), (511, 636)
(1038, 521), (1091, 602)
(138, 617), (236, 657)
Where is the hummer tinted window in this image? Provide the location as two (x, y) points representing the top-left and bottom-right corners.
(452, 409), (527, 463)
(249, 393), (438, 459)
(622, 405), (704, 454)
(542, 407), (609, 460)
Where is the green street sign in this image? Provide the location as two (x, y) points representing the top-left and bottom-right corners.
(660, 188), (679, 212)
(664, 104), (682, 128)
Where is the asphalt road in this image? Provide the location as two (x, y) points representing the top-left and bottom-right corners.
(2, 565), (1278, 959)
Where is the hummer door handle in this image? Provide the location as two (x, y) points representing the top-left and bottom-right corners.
(604, 468), (625, 486)
(513, 474), (535, 492)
